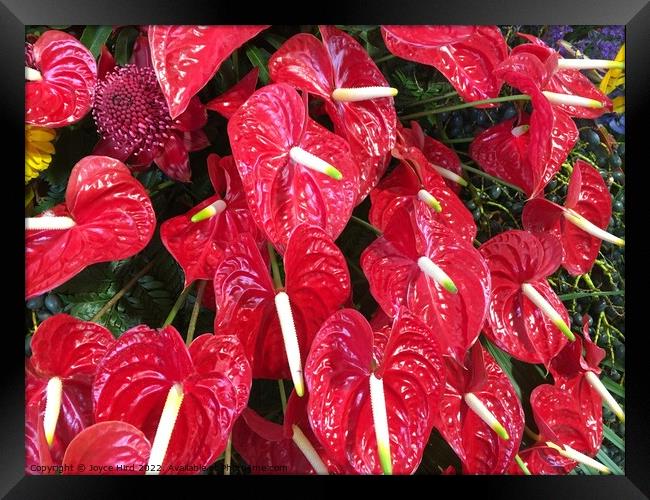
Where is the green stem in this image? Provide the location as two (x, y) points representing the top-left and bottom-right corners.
(374, 54), (396, 64)
(91, 258), (158, 322)
(186, 280), (207, 346)
(224, 433), (232, 475)
(162, 284), (192, 327)
(267, 242), (283, 290)
(148, 180), (175, 197)
(400, 94), (531, 120)
(459, 163), (526, 194)
(278, 379), (287, 414)
(402, 90), (458, 108)
(559, 290), (624, 301)
(515, 454), (532, 475)
(441, 137), (475, 144)
(350, 215), (382, 236)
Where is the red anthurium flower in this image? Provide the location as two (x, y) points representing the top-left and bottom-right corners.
(361, 206), (490, 361)
(25, 156), (156, 299)
(510, 33), (613, 119)
(214, 223), (350, 394)
(228, 83), (359, 253)
(305, 307), (446, 474)
(434, 344), (524, 474)
(61, 421), (151, 475)
(161, 154), (262, 287)
(92, 35), (209, 182)
(370, 143), (476, 243)
(381, 26), (508, 105)
(93, 327), (251, 474)
(149, 25), (269, 119)
(25, 30), (97, 127)
(25, 314), (115, 468)
(268, 25), (397, 201)
(479, 230), (573, 366)
(206, 67), (259, 120)
(522, 160), (623, 276)
(232, 391), (349, 474)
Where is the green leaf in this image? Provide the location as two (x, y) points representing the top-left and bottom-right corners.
(482, 338), (522, 400)
(263, 32), (286, 50)
(114, 26), (139, 66)
(603, 425), (625, 452)
(245, 46), (270, 84)
(602, 376), (625, 398)
(596, 448), (624, 475)
(80, 26), (113, 59)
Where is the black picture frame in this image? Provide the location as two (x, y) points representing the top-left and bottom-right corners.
(5, 1), (648, 497)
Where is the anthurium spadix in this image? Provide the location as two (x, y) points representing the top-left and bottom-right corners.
(479, 230), (574, 366)
(213, 224), (350, 391)
(361, 206), (490, 361)
(304, 308), (446, 474)
(25, 30), (97, 127)
(268, 25), (397, 202)
(523, 159), (623, 276)
(25, 314), (114, 468)
(161, 154), (263, 287)
(25, 156), (156, 299)
(93, 327), (251, 474)
(433, 344), (525, 474)
(148, 25), (269, 119)
(228, 83), (359, 254)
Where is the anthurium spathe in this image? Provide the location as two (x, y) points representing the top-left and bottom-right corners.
(93, 327), (251, 474)
(206, 68), (259, 120)
(213, 224), (350, 393)
(25, 156), (156, 299)
(434, 344), (524, 474)
(361, 206), (490, 361)
(522, 160), (623, 276)
(227, 83), (359, 253)
(381, 26), (508, 105)
(25, 30), (97, 127)
(161, 154), (262, 287)
(149, 25), (269, 119)
(25, 314), (115, 469)
(479, 230), (573, 366)
(304, 308), (446, 474)
(268, 25), (397, 201)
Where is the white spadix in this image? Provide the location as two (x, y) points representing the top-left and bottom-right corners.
(274, 291), (304, 397)
(291, 424), (329, 475)
(557, 59), (624, 70)
(563, 209), (625, 246)
(463, 392), (509, 441)
(431, 164), (468, 187)
(25, 67), (43, 81)
(511, 125), (530, 137)
(585, 371), (625, 422)
(289, 147), (342, 181)
(190, 199), (227, 223)
(43, 376), (63, 447)
(369, 373), (392, 475)
(146, 383), (184, 475)
(331, 86), (398, 102)
(25, 216), (76, 231)
(545, 441), (611, 474)
(417, 256), (457, 294)
(521, 283), (575, 341)
(542, 91), (605, 109)
(417, 189), (442, 212)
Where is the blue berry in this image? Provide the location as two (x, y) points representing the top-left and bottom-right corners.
(26, 296), (44, 310)
(44, 293), (63, 314)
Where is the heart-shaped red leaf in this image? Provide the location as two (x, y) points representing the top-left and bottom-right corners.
(305, 308), (445, 474)
(26, 156), (156, 299)
(93, 326), (251, 473)
(206, 67), (259, 119)
(362, 207), (490, 360)
(149, 25), (268, 118)
(228, 83), (358, 253)
(479, 230), (571, 365)
(26, 30), (97, 127)
(381, 26), (508, 105)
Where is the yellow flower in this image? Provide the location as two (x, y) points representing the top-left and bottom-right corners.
(25, 126), (56, 184)
(599, 44), (625, 114)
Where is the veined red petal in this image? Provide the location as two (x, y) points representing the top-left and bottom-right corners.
(206, 67), (259, 119)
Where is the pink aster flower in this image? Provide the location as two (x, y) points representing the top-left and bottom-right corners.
(92, 36), (209, 182)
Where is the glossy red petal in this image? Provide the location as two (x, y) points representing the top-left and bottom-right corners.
(435, 346), (524, 474)
(173, 96), (208, 132)
(305, 308), (445, 474)
(421, 134), (464, 193)
(62, 421), (151, 475)
(154, 132), (191, 182)
(26, 30), (97, 127)
(98, 45), (116, 80)
(228, 83), (358, 253)
(508, 444), (574, 475)
(25, 156), (156, 299)
(480, 230), (570, 365)
(381, 25), (508, 104)
(149, 25), (269, 118)
(206, 67), (259, 119)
